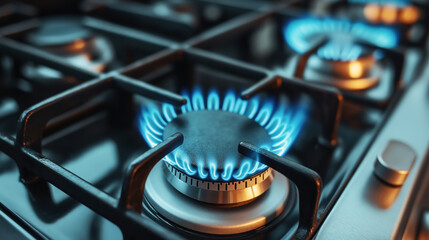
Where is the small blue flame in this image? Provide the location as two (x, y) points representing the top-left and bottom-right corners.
(348, 0), (409, 6)
(283, 18), (399, 61)
(138, 88), (309, 181)
(317, 42), (363, 61)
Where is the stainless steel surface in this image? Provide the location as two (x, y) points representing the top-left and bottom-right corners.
(165, 163), (274, 204)
(316, 53), (429, 239)
(145, 161), (291, 235)
(374, 140), (416, 186)
(402, 161), (429, 239)
(418, 211), (429, 240)
(0, 210), (36, 240)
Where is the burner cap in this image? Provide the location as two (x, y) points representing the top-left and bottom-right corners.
(28, 16), (91, 47)
(163, 110), (272, 179)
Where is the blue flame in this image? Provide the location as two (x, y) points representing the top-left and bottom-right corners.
(317, 42), (363, 61)
(138, 88), (309, 181)
(283, 18), (399, 61)
(348, 0), (409, 6)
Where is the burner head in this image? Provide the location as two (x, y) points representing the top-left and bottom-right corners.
(163, 110), (272, 179)
(163, 110), (273, 204)
(139, 88), (309, 204)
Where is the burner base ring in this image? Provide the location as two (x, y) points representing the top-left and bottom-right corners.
(165, 163), (274, 205)
(144, 161), (291, 235)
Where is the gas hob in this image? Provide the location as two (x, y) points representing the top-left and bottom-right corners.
(0, 0), (429, 239)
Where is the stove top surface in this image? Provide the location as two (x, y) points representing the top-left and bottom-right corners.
(0, 0), (428, 240)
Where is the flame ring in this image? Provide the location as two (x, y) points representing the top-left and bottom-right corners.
(283, 18), (398, 61)
(138, 88), (308, 181)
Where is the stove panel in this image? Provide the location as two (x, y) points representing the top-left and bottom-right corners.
(0, 1), (428, 240)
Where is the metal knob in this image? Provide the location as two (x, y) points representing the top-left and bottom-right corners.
(374, 140), (416, 186)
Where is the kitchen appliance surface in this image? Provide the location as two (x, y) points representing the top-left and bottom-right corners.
(0, 0), (428, 239)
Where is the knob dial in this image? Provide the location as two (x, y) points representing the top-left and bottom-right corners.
(374, 140), (416, 186)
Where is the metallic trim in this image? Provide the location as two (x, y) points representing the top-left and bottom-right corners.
(164, 163), (274, 204)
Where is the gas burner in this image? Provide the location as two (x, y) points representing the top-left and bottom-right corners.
(139, 87), (307, 234)
(283, 18), (397, 90)
(23, 16), (114, 81)
(1, 0), (428, 239)
(139, 87), (308, 204)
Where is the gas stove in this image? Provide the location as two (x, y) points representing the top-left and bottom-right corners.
(0, 0), (428, 239)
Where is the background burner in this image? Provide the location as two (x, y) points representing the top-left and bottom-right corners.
(281, 17), (400, 92)
(304, 42), (382, 90)
(283, 18), (399, 53)
(194, 12), (406, 103)
(24, 16), (114, 77)
(28, 16), (91, 47)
